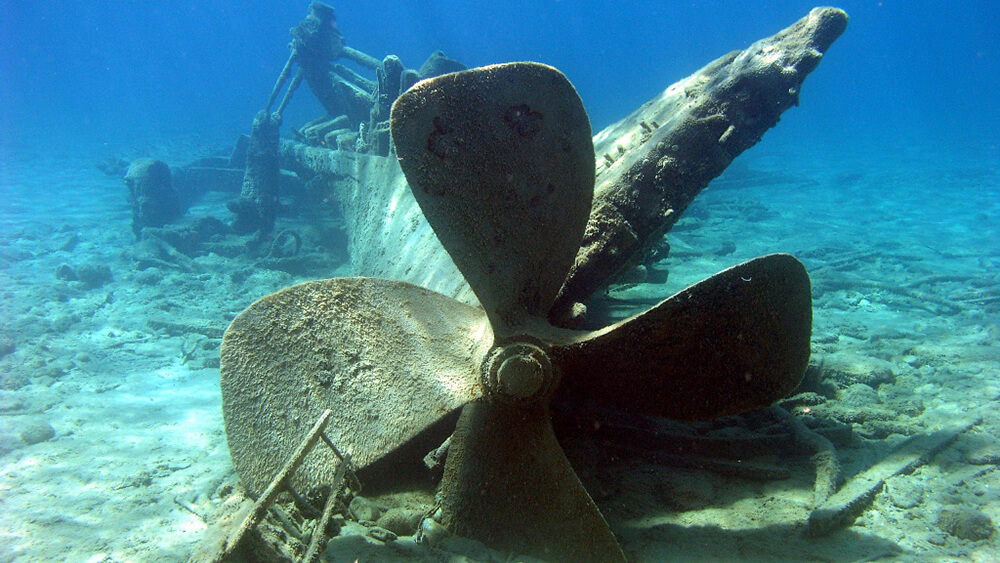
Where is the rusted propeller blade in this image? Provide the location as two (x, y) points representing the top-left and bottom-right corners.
(439, 401), (626, 563)
(220, 277), (489, 495)
(391, 62), (594, 336)
(553, 253), (812, 421)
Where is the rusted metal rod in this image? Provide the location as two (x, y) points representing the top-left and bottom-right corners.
(220, 409), (334, 558)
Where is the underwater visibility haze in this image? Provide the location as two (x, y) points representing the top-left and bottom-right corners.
(0, 1), (998, 561)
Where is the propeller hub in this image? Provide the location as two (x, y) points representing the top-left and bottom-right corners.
(483, 342), (554, 403)
(499, 355), (544, 398)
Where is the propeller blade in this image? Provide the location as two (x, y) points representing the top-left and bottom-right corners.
(221, 278), (489, 495)
(438, 401), (626, 563)
(391, 62), (594, 335)
(554, 253), (812, 421)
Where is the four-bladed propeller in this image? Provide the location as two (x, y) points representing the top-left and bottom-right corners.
(221, 62), (811, 562)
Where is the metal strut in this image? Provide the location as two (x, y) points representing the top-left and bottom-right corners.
(205, 409), (360, 563)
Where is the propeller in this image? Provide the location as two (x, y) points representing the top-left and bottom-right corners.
(388, 62), (810, 561)
(220, 62), (812, 562)
(220, 277), (490, 495)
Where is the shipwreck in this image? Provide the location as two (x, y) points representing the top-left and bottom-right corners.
(187, 4), (851, 562)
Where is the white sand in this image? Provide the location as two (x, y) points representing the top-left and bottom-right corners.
(0, 137), (997, 562)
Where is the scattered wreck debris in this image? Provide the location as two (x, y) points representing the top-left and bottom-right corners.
(261, 1), (465, 156)
(189, 409), (359, 563)
(115, 1), (468, 266)
(228, 110), (282, 237)
(770, 404), (842, 506)
(125, 158), (181, 238)
(808, 417), (982, 537)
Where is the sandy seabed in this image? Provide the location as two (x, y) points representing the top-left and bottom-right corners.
(0, 136), (997, 562)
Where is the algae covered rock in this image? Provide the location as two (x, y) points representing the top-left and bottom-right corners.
(839, 383), (880, 408)
(54, 263), (112, 288)
(937, 506), (994, 541)
(377, 507), (424, 536)
(0, 338), (15, 359)
(348, 495), (384, 522)
(823, 351), (895, 389)
(884, 475), (923, 509)
(76, 264), (113, 288)
(1, 418), (56, 450)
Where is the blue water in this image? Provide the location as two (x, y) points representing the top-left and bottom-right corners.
(4, 1), (996, 155)
(1, 1), (998, 561)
